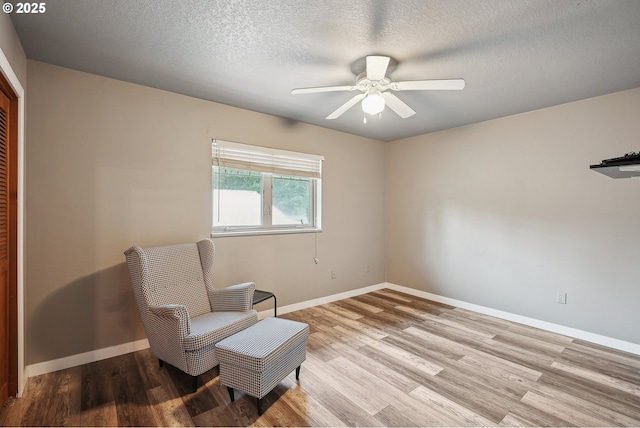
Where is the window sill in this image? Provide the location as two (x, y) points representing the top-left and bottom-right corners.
(211, 228), (322, 238)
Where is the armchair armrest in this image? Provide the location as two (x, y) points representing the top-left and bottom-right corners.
(149, 304), (191, 338)
(209, 282), (256, 312)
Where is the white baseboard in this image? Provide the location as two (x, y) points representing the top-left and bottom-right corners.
(26, 281), (639, 378)
(384, 282), (640, 356)
(26, 338), (150, 378)
(258, 282), (387, 319)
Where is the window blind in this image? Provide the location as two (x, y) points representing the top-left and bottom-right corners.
(212, 140), (323, 178)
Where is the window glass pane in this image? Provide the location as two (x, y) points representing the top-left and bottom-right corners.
(213, 167), (262, 227)
(272, 175), (311, 225)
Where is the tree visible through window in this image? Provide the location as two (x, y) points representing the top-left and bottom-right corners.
(272, 175), (310, 225)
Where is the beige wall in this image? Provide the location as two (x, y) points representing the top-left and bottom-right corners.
(0, 13), (27, 87)
(25, 60), (387, 365)
(387, 87), (640, 344)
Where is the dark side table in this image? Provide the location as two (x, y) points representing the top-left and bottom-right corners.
(252, 290), (277, 317)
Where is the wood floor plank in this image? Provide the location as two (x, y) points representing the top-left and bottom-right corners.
(331, 296), (384, 315)
(493, 330), (568, 356)
(311, 354), (395, 415)
(371, 289), (414, 303)
(306, 331), (343, 362)
(457, 353), (542, 384)
(294, 363), (386, 426)
(339, 345), (421, 394)
(520, 390), (613, 426)
(558, 346), (640, 384)
(393, 304), (443, 321)
(322, 301), (364, 320)
(277, 375), (347, 427)
(571, 338), (640, 366)
(408, 384), (497, 426)
(134, 348), (166, 390)
(311, 305), (389, 340)
(539, 364), (640, 421)
(4, 289), (640, 427)
(417, 314), (496, 347)
(21, 373), (58, 426)
(80, 359), (116, 411)
(361, 336), (444, 377)
(44, 366), (82, 426)
(302, 307), (379, 351)
(357, 305), (428, 335)
(443, 356), (532, 402)
(449, 307), (516, 331)
(350, 292), (401, 311)
(550, 360), (640, 397)
(80, 401), (119, 427)
(2, 377), (39, 426)
(503, 400), (574, 427)
(331, 324), (380, 348)
(427, 366), (517, 423)
(530, 381), (640, 426)
(499, 411), (539, 427)
(403, 325), (480, 357)
(479, 337), (558, 372)
(383, 328), (466, 363)
(109, 353), (159, 426)
(504, 321), (574, 346)
(375, 401), (459, 426)
(416, 308), (498, 339)
(147, 384), (195, 427)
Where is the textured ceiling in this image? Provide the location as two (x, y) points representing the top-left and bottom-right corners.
(10, 0), (640, 141)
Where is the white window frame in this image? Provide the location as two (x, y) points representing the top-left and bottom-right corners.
(211, 140), (323, 237)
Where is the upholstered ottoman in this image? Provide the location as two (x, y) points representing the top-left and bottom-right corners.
(214, 317), (309, 414)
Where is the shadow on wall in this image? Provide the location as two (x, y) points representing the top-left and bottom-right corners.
(28, 263), (146, 365)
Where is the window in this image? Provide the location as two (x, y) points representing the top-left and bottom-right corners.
(212, 140), (323, 236)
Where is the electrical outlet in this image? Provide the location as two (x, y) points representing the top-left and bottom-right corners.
(557, 292), (567, 304)
(331, 270), (336, 279)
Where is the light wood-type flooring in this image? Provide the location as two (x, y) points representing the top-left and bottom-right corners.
(2, 289), (640, 426)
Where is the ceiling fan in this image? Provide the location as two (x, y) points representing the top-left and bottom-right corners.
(291, 55), (465, 120)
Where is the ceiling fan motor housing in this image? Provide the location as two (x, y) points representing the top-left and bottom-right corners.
(356, 72), (391, 94)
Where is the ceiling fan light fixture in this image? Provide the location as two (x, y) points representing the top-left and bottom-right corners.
(361, 92), (385, 115)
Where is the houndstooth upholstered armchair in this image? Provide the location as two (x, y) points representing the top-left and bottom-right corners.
(124, 238), (258, 391)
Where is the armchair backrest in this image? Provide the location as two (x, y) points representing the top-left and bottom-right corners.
(125, 240), (216, 320)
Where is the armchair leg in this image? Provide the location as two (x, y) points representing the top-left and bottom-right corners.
(296, 366), (301, 380)
(227, 387), (235, 402)
(192, 375), (199, 393)
(158, 359), (164, 368)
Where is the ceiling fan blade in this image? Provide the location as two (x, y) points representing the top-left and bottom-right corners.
(392, 79), (465, 91)
(366, 56), (390, 81)
(383, 92), (416, 118)
(291, 85), (356, 95)
(326, 93), (366, 120)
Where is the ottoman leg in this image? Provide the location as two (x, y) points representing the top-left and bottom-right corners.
(227, 387), (235, 402)
(296, 366), (301, 380)
(257, 397), (262, 415)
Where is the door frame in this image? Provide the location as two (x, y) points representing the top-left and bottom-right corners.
(0, 48), (25, 398)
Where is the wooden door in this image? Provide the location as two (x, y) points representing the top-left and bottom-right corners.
(0, 76), (17, 405)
